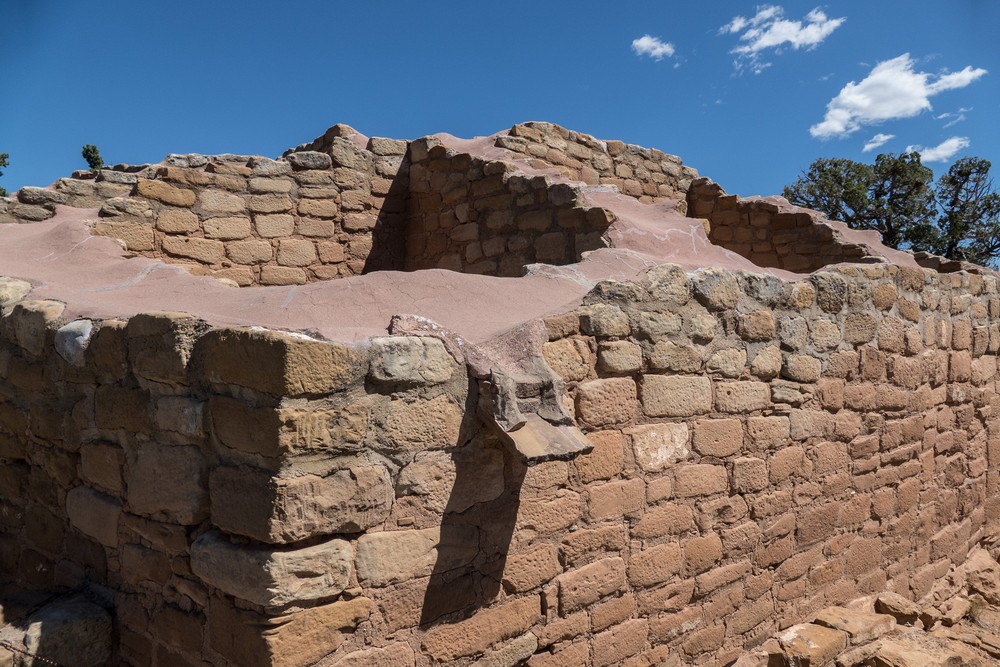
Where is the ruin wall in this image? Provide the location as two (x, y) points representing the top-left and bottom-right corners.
(2, 257), (999, 665)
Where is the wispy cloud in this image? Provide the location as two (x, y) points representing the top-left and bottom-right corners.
(632, 35), (676, 61)
(862, 133), (894, 153)
(810, 54), (987, 139)
(721, 5), (845, 74)
(935, 107), (972, 128)
(905, 136), (970, 162)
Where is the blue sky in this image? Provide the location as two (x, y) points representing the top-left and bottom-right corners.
(2, 1), (998, 198)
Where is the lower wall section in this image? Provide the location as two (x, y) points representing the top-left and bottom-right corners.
(1, 261), (999, 666)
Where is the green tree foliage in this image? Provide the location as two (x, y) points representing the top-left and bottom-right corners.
(784, 153), (1000, 267)
(81, 144), (104, 172)
(0, 152), (8, 197)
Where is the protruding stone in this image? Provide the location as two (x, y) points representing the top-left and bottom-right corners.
(54, 319), (94, 366)
(23, 597), (112, 667)
(369, 336), (454, 385)
(191, 530), (352, 607)
(355, 526), (479, 587)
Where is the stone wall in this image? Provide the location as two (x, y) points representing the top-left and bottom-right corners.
(405, 138), (615, 276)
(687, 179), (878, 273)
(2, 258), (999, 665)
(495, 122), (699, 206)
(0, 125), (407, 286)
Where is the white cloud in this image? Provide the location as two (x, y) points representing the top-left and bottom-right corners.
(810, 54), (987, 139)
(862, 133), (894, 152)
(632, 35), (675, 61)
(905, 136), (971, 162)
(721, 5), (844, 74)
(936, 107), (972, 128)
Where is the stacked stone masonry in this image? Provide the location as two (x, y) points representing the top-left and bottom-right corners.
(2, 257), (1000, 665)
(687, 179), (880, 274)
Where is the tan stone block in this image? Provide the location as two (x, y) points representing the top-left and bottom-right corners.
(296, 217), (336, 237)
(260, 265), (307, 285)
(588, 478), (645, 520)
(502, 544), (560, 593)
(384, 394), (463, 450)
(94, 384), (152, 432)
(396, 442), (504, 514)
(777, 623), (847, 665)
(592, 618), (649, 667)
(226, 239), (273, 265)
(79, 441), (124, 494)
(126, 311), (205, 386)
(248, 177), (293, 194)
(136, 179), (196, 206)
(813, 606), (895, 643)
(640, 375), (712, 417)
(210, 464), (392, 542)
(254, 213), (295, 237)
(598, 340), (642, 374)
(648, 341), (701, 373)
(683, 533), (723, 575)
(625, 422), (689, 471)
(154, 208), (200, 233)
(248, 194), (292, 213)
(628, 543), (681, 588)
(732, 457), (768, 492)
(198, 188), (245, 215)
(573, 430), (625, 483)
(197, 327), (368, 397)
(318, 241), (346, 263)
(675, 464), (728, 497)
(125, 442), (207, 524)
(750, 345), (782, 379)
(92, 220), (155, 251)
(579, 303), (630, 336)
(276, 239), (317, 267)
(209, 595), (372, 667)
(162, 236), (225, 264)
(692, 418), (743, 456)
(203, 216), (252, 240)
(557, 557), (626, 613)
(420, 595), (541, 662)
(705, 347), (746, 378)
(844, 312), (878, 344)
(66, 486), (120, 548)
(739, 310), (776, 341)
(543, 338), (592, 383)
(297, 198), (338, 218)
(559, 525), (627, 565)
(632, 503), (695, 538)
(327, 643), (415, 667)
(195, 528), (349, 608)
(356, 525), (479, 587)
(591, 594), (637, 634)
(715, 381), (770, 413)
(576, 378), (636, 427)
(782, 354), (822, 382)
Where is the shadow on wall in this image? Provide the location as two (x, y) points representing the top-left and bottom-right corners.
(418, 392), (527, 627)
(363, 153), (411, 274)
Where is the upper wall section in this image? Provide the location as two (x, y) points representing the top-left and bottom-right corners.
(405, 139), (615, 276)
(494, 122), (700, 206)
(0, 125), (407, 286)
(687, 178), (923, 274)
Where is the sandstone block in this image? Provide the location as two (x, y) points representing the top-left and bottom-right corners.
(813, 606), (895, 643)
(125, 442), (208, 524)
(396, 443), (505, 514)
(624, 422), (689, 471)
(260, 265), (307, 285)
(632, 503), (695, 538)
(751, 345), (782, 379)
(715, 381), (770, 413)
(778, 623), (847, 665)
(162, 236), (225, 264)
(210, 464), (393, 542)
(79, 441), (123, 494)
(384, 394), (463, 450)
(579, 303), (630, 337)
(227, 239), (273, 265)
(628, 543), (682, 587)
(592, 618), (649, 667)
(576, 378), (636, 426)
(203, 216), (252, 240)
(191, 529), (351, 606)
(574, 430), (625, 483)
(209, 595), (372, 667)
(196, 327), (367, 397)
(588, 478), (645, 520)
(126, 311), (205, 386)
(649, 341), (701, 373)
(355, 526), (479, 587)
(692, 418), (743, 457)
(277, 239), (317, 266)
(683, 533), (723, 574)
(369, 336), (453, 385)
(739, 310), (776, 341)
(675, 464), (728, 497)
(248, 177), (294, 194)
(298, 198), (338, 218)
(732, 457), (768, 492)
(136, 179), (195, 206)
(327, 643), (414, 667)
(198, 188), (245, 214)
(692, 268), (739, 310)
(92, 220), (155, 251)
(154, 208), (200, 233)
(66, 486), (121, 548)
(9, 300), (64, 358)
(782, 355), (822, 382)
(420, 595), (540, 662)
(287, 151), (332, 170)
(23, 598), (112, 667)
(598, 340), (643, 373)
(557, 557), (626, 613)
(254, 213), (295, 237)
(501, 544), (560, 593)
(640, 375), (712, 417)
